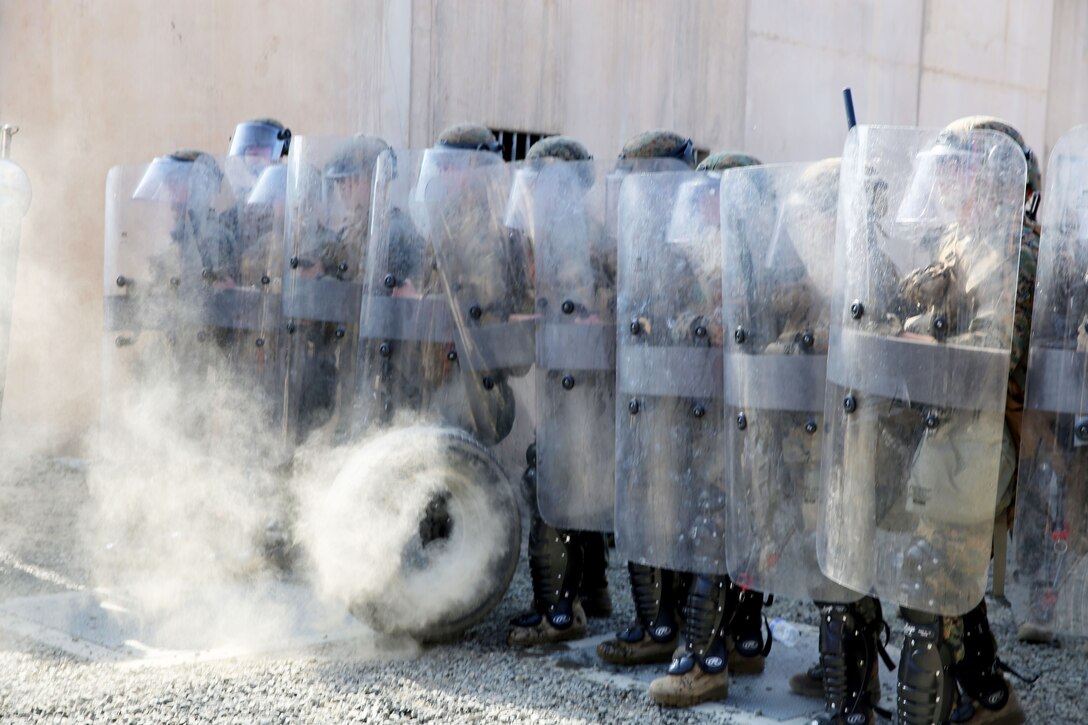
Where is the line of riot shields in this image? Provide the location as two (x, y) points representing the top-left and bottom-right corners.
(99, 123), (1088, 642)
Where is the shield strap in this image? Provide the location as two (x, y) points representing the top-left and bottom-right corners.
(723, 353), (826, 412)
(617, 345), (722, 398)
(105, 288), (267, 331)
(536, 322), (615, 371)
(360, 294), (456, 343)
(455, 318), (536, 372)
(827, 327), (1008, 411)
(1025, 347), (1088, 414)
(284, 278), (361, 324)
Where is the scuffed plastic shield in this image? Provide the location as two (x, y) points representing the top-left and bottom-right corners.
(281, 136), (388, 444)
(528, 160), (617, 532)
(1012, 125), (1088, 636)
(818, 125), (1026, 614)
(356, 149), (506, 442)
(421, 153), (535, 458)
(720, 160), (859, 601)
(101, 154), (285, 459)
(614, 170), (728, 574)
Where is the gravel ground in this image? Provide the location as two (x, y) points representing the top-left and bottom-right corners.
(0, 457), (1085, 723)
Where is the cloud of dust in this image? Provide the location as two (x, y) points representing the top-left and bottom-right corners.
(296, 422), (515, 638)
(83, 323), (518, 653)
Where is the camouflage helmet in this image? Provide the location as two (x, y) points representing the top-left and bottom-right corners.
(938, 116), (1040, 196)
(228, 118), (291, 159)
(435, 123), (501, 153)
(526, 135), (591, 163)
(697, 152), (762, 173)
(326, 134), (391, 179)
(792, 157), (841, 216)
(619, 130), (695, 168)
(785, 157), (842, 289)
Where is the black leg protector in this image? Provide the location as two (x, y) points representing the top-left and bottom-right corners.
(510, 442), (583, 631)
(578, 532), (609, 595)
(949, 600), (1010, 721)
(729, 581), (773, 660)
(810, 596), (890, 725)
(896, 607), (954, 725)
(669, 575), (729, 676)
(618, 564), (682, 644)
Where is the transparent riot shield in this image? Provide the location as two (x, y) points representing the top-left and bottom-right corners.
(614, 170), (728, 574)
(355, 149), (487, 434)
(319, 147), (523, 641)
(423, 156), (535, 455)
(1012, 125), (1088, 636)
(524, 160), (616, 532)
(818, 125), (1027, 614)
(282, 135), (388, 445)
(0, 125), (31, 412)
(98, 154), (287, 587)
(102, 154), (284, 454)
(721, 160), (858, 601)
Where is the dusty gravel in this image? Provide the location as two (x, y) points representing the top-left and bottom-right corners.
(0, 457), (1083, 723)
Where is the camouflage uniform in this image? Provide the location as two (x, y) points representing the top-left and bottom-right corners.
(596, 130), (702, 675)
(507, 135), (617, 646)
(290, 136), (390, 442)
(876, 117), (1035, 725)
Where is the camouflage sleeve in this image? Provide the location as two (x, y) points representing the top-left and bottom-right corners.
(1010, 221), (1039, 373)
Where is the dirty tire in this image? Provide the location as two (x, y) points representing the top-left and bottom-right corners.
(349, 426), (521, 642)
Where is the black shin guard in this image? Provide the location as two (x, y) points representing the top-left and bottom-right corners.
(620, 564), (681, 644)
(897, 608), (954, 725)
(950, 600), (1010, 720)
(670, 575), (728, 675)
(579, 533), (609, 596)
(812, 597), (890, 725)
(513, 443), (583, 631)
(729, 581), (772, 660)
(518, 513), (582, 629)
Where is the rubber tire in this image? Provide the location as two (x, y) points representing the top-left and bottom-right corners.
(349, 426), (521, 643)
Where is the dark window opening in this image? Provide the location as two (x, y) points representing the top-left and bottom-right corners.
(491, 128), (554, 162)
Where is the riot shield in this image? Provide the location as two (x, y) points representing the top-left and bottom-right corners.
(614, 169), (728, 574)
(102, 153), (287, 445)
(423, 156), (535, 454)
(720, 160), (857, 601)
(329, 147), (523, 641)
(521, 160), (616, 532)
(356, 148), (503, 437)
(818, 125), (1027, 614)
(1012, 125), (1088, 636)
(0, 126), (31, 412)
(282, 135), (388, 445)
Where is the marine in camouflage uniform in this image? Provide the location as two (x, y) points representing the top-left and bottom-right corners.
(1014, 154), (1088, 641)
(641, 151), (777, 708)
(596, 130), (700, 671)
(291, 136), (390, 441)
(507, 136), (614, 646)
(355, 125), (515, 441)
(704, 157), (895, 724)
(828, 117), (1036, 725)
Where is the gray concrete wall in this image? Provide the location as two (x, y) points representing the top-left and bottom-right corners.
(0, 0), (1080, 452)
